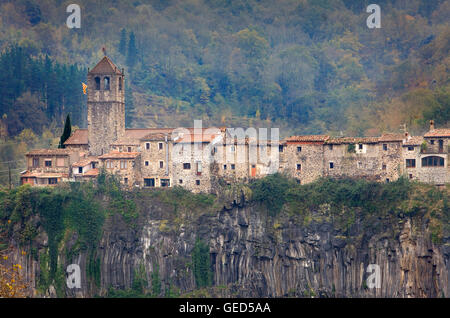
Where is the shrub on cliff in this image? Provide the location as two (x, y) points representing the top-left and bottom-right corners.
(250, 173), (296, 216)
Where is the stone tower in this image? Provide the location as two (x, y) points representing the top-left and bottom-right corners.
(87, 56), (125, 156)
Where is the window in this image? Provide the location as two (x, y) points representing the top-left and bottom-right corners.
(120, 160), (127, 169)
(179, 179), (183, 184)
(230, 145), (235, 152)
(161, 179), (170, 187)
(45, 160), (52, 167)
(144, 178), (155, 187)
(78, 167), (83, 174)
(297, 146), (302, 152)
(127, 147), (132, 152)
(124, 178), (128, 185)
(358, 144), (363, 150)
(33, 158), (39, 168)
(119, 77), (122, 91)
(296, 164), (301, 171)
(407, 146), (414, 151)
(328, 145), (333, 150)
(223, 164), (227, 170)
(183, 163), (191, 170)
(430, 140), (434, 145)
(383, 144), (388, 151)
(279, 145), (283, 152)
(196, 162), (202, 175)
(95, 77), (100, 90)
(386, 178), (390, 183)
(106, 160), (112, 169)
(329, 162), (334, 169)
(406, 159), (416, 168)
(296, 179), (301, 184)
(409, 174), (413, 179)
(231, 164), (235, 170)
(196, 180), (200, 186)
(159, 161), (164, 169)
(145, 161), (149, 166)
(421, 156), (444, 167)
(104, 77), (110, 90)
(439, 140), (444, 152)
(159, 143), (163, 150)
(382, 164), (386, 170)
(146, 143), (150, 150)
(92, 162), (96, 169)
(357, 161), (362, 169)
(48, 178), (57, 185)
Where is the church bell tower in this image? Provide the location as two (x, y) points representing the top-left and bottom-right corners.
(87, 56), (125, 156)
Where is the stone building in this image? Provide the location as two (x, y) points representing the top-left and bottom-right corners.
(21, 149), (79, 186)
(20, 56), (449, 191)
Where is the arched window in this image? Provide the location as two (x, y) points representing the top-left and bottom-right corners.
(95, 77), (101, 90)
(118, 77), (122, 91)
(104, 77), (110, 90)
(422, 156), (444, 167)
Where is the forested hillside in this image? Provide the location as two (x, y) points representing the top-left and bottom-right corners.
(0, 0), (449, 185)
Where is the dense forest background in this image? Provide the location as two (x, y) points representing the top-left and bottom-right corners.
(0, 0), (449, 184)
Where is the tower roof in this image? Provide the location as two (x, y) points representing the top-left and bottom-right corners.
(89, 56), (123, 75)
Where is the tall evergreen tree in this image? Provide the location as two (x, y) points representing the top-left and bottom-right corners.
(126, 31), (137, 68)
(58, 114), (71, 148)
(119, 28), (127, 56)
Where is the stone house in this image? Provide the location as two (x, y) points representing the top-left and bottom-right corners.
(22, 149), (79, 186)
(98, 151), (141, 187)
(281, 135), (329, 184)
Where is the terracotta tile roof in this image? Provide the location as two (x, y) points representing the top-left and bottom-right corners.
(98, 151), (140, 159)
(424, 129), (450, 137)
(111, 138), (141, 146)
(64, 128), (224, 145)
(72, 157), (99, 167)
(325, 137), (379, 145)
(379, 133), (404, 142)
(403, 136), (424, 146)
(26, 149), (72, 156)
(174, 133), (220, 143)
(284, 135), (330, 143)
(21, 171), (68, 178)
(64, 129), (88, 145)
(82, 168), (99, 177)
(89, 56), (123, 75)
(140, 132), (171, 141)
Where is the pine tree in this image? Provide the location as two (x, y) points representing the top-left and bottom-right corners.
(119, 28), (127, 56)
(58, 114), (71, 148)
(126, 31), (137, 68)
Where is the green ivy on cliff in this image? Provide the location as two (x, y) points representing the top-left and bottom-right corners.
(192, 238), (213, 288)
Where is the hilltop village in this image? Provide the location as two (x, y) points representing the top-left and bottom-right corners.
(20, 57), (450, 192)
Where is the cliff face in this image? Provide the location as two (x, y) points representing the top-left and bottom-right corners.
(6, 196), (450, 298)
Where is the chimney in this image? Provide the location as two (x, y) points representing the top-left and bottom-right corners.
(430, 120), (435, 131)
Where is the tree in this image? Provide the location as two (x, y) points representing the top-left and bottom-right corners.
(127, 32), (137, 68)
(119, 28), (127, 56)
(58, 114), (71, 149)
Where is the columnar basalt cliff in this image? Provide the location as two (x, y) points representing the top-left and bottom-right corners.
(3, 183), (449, 298)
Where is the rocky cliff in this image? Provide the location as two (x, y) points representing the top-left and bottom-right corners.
(4, 187), (449, 298)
